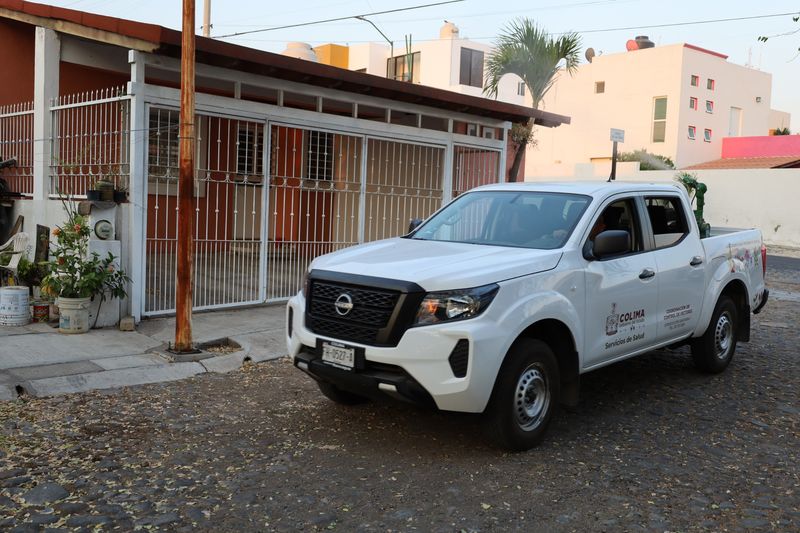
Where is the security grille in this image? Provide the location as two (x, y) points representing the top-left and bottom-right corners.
(266, 126), (362, 301)
(0, 102), (33, 196)
(50, 87), (130, 197)
(144, 107), (265, 314)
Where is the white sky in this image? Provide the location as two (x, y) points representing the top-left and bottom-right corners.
(43, 0), (800, 124)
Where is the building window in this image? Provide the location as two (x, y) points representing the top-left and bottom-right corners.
(595, 81), (605, 94)
(690, 75), (699, 87)
(704, 129), (712, 143)
(306, 130), (334, 180)
(707, 78), (715, 90)
(387, 52), (421, 83)
(689, 97), (698, 110)
(688, 125), (696, 140)
(517, 82), (526, 96)
(236, 124), (264, 178)
(652, 97), (667, 143)
(706, 100), (714, 114)
(459, 48), (484, 88)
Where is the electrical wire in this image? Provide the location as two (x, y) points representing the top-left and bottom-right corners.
(212, 0), (465, 39)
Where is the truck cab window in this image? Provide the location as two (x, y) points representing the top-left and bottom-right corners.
(645, 196), (689, 248)
(589, 199), (642, 253)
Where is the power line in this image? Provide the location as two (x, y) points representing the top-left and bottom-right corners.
(213, 0), (464, 39)
(225, 10), (800, 44)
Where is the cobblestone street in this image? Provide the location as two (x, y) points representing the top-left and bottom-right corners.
(1, 263), (798, 532)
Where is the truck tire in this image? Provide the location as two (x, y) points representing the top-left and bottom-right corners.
(317, 381), (369, 406)
(484, 339), (560, 451)
(691, 295), (738, 374)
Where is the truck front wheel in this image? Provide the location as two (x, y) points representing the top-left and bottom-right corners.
(484, 339), (560, 451)
(691, 295), (738, 373)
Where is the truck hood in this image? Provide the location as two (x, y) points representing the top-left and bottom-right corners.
(310, 238), (563, 291)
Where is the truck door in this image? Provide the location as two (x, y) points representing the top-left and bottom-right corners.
(642, 195), (705, 343)
(583, 196), (659, 369)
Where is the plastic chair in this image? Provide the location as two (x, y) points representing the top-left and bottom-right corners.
(0, 232), (29, 284)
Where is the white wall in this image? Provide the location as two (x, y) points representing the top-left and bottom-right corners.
(526, 167), (800, 248)
(769, 109), (791, 131)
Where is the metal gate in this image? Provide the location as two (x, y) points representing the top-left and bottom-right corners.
(452, 144), (502, 197)
(144, 107), (265, 315)
(265, 126), (446, 301)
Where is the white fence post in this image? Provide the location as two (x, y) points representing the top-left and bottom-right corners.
(128, 50), (147, 322)
(33, 27), (59, 203)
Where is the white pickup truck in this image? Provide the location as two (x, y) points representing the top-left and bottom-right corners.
(286, 182), (768, 450)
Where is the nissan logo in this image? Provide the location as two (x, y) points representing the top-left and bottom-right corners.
(334, 293), (354, 316)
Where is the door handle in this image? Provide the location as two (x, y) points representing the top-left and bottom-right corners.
(690, 256), (704, 266)
(639, 268), (656, 280)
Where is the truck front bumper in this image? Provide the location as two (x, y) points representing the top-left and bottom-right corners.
(286, 294), (507, 413)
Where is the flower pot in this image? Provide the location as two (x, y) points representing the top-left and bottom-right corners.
(95, 180), (114, 202)
(57, 296), (91, 334)
(86, 190), (102, 201)
(113, 190), (127, 203)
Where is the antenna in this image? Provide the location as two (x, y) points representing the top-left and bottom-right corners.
(585, 47), (596, 63)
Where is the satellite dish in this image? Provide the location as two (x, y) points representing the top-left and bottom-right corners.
(626, 39), (639, 51)
(585, 47), (596, 63)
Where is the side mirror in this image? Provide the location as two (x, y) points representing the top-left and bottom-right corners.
(590, 230), (630, 259)
(407, 218), (423, 233)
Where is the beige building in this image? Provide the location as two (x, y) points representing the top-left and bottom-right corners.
(529, 41), (791, 174)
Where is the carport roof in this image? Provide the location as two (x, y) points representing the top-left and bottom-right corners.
(0, 0), (571, 127)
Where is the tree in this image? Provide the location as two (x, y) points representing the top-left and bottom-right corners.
(617, 149), (675, 171)
(484, 19), (581, 182)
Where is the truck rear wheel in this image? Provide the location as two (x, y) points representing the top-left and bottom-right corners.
(484, 339), (560, 451)
(317, 381), (369, 406)
(691, 295), (738, 373)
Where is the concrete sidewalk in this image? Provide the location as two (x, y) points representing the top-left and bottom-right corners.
(0, 304), (287, 400)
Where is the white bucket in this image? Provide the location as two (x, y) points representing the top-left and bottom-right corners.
(0, 286), (30, 326)
(57, 296), (92, 334)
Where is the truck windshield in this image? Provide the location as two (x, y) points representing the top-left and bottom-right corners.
(409, 191), (591, 249)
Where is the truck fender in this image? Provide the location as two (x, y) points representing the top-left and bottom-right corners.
(493, 290), (582, 405)
(692, 259), (751, 339)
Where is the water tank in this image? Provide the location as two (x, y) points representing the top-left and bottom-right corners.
(440, 21), (459, 39)
(281, 42), (318, 62)
(634, 35), (655, 49)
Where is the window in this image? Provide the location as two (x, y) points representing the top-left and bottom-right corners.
(595, 81), (605, 94)
(690, 75), (699, 87)
(148, 108), (179, 178)
(645, 196), (689, 249)
(306, 130), (334, 180)
(517, 82), (526, 96)
(689, 97), (698, 110)
(688, 126), (696, 140)
(588, 199), (642, 256)
(707, 78), (715, 90)
(706, 100), (714, 114)
(387, 52), (421, 83)
(652, 97), (667, 143)
(459, 48), (484, 88)
(236, 124), (264, 177)
(704, 129), (712, 143)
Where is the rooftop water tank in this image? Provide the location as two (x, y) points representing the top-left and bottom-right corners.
(281, 42), (318, 62)
(440, 21), (459, 39)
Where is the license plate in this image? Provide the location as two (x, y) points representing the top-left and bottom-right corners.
(321, 342), (355, 370)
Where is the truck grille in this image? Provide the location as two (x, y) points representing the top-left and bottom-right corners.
(307, 280), (400, 345)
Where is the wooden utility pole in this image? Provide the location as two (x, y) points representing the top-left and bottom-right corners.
(174, 0), (196, 352)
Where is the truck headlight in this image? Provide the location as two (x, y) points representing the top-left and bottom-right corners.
(413, 284), (499, 326)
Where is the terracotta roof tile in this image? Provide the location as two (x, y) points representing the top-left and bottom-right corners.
(685, 156), (800, 170)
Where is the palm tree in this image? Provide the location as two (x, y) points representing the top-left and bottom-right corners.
(484, 19), (582, 182)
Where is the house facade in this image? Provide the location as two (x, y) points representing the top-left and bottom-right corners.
(0, 1), (568, 322)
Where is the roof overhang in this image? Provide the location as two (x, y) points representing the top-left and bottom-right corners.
(0, 0), (570, 127)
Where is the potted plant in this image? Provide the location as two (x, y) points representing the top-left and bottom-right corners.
(113, 185), (128, 203)
(40, 200), (129, 334)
